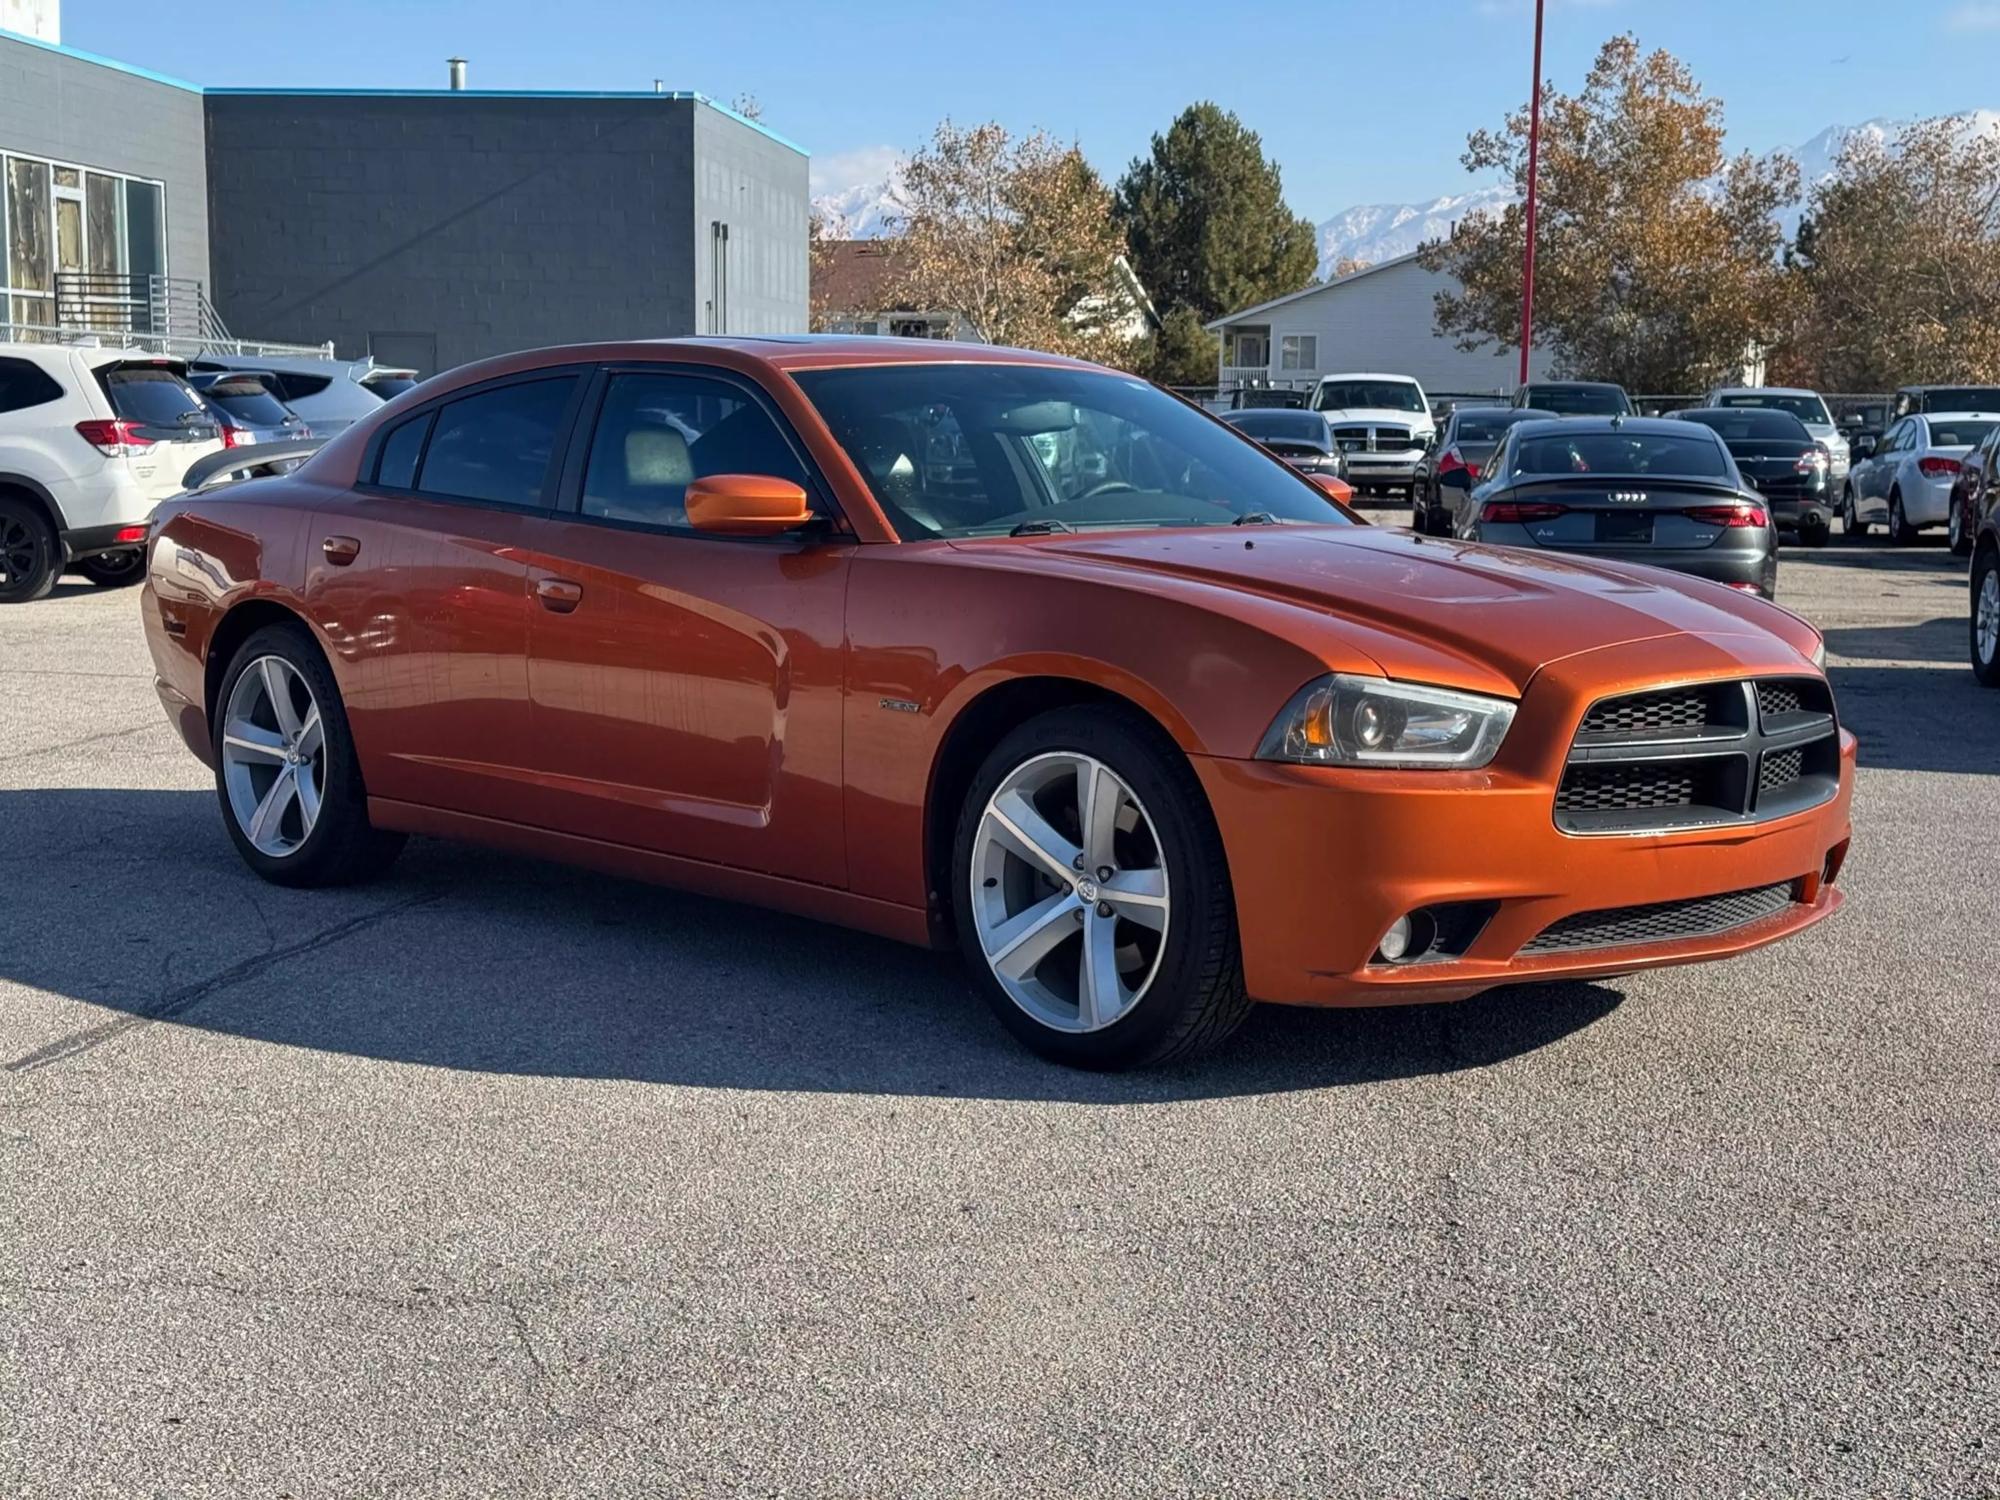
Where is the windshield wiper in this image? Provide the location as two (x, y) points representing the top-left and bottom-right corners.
(1008, 518), (1076, 536)
(1232, 510), (1282, 526)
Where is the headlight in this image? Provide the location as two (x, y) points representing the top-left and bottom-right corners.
(1256, 673), (1517, 769)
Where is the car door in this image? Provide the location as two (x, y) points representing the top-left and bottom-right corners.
(1857, 421), (1903, 519)
(305, 369), (586, 823)
(516, 364), (854, 887)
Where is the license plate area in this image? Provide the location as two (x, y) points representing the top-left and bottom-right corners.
(1596, 511), (1653, 544)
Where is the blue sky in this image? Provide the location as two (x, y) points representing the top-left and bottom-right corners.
(59, 0), (2000, 218)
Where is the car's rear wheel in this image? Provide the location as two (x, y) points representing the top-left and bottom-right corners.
(951, 707), (1250, 1068)
(1889, 490), (1918, 546)
(1973, 548), (2000, 688)
(1949, 498), (1972, 556)
(0, 496), (58, 603)
(74, 549), (145, 587)
(215, 623), (405, 887)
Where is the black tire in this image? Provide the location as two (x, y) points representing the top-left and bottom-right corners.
(1841, 485), (1867, 540)
(74, 548), (146, 587)
(1889, 490), (1919, 546)
(1973, 546), (2000, 688)
(0, 494), (59, 603)
(214, 623), (406, 887)
(1949, 499), (1973, 557)
(950, 706), (1250, 1069)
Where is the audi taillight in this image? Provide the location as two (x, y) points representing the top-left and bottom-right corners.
(74, 419), (155, 457)
(1686, 504), (1769, 528)
(1918, 456), (1961, 478)
(1480, 500), (1567, 523)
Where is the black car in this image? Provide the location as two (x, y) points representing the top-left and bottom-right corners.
(1219, 409), (1347, 480)
(1463, 417), (1779, 599)
(1512, 381), (1635, 417)
(1671, 407), (1832, 546)
(1229, 386), (1308, 411)
(1414, 405), (1555, 535)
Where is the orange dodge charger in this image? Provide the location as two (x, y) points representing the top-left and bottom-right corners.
(142, 338), (1853, 1068)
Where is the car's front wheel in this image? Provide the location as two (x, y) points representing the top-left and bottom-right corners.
(1949, 498), (1972, 556)
(951, 707), (1250, 1068)
(74, 549), (146, 587)
(215, 623), (406, 887)
(1973, 547), (2000, 688)
(1890, 490), (1919, 546)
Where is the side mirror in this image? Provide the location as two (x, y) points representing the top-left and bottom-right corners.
(685, 474), (815, 537)
(1307, 472), (1354, 507)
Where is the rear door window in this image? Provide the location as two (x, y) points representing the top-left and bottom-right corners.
(415, 378), (577, 508)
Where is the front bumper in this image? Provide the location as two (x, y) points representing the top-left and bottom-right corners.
(1343, 454), (1423, 486)
(1194, 642), (1853, 1007)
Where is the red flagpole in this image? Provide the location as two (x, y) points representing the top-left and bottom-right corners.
(1518, 0), (1545, 389)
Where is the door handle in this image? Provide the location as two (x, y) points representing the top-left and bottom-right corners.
(536, 577), (583, 613)
(322, 535), (360, 566)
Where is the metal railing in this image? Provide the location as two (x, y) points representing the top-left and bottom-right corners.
(2, 273), (334, 361)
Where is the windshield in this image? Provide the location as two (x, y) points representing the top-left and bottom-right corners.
(1927, 419), (1997, 448)
(1224, 411), (1328, 443)
(1922, 388), (2000, 413)
(1679, 409), (1811, 442)
(794, 364), (1354, 538)
(1514, 430), (1729, 478)
(1522, 385), (1632, 416)
(1716, 392), (1832, 425)
(1312, 380), (1424, 414)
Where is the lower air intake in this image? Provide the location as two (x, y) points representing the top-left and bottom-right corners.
(1521, 881), (1798, 954)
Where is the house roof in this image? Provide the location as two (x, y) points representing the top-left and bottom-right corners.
(1204, 249), (1427, 331)
(815, 239), (916, 316)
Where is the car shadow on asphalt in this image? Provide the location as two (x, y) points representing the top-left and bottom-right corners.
(0, 789), (1622, 1102)
(1822, 615), (1964, 665)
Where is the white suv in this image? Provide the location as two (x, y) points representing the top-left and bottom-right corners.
(0, 344), (223, 602)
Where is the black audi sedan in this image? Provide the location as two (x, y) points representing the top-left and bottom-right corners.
(1670, 407), (1833, 546)
(1460, 416), (1779, 599)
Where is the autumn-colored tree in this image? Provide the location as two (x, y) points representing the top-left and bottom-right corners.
(1115, 103), (1320, 383)
(1777, 118), (2000, 388)
(807, 201), (847, 332)
(1420, 36), (1797, 392)
(892, 121), (1141, 365)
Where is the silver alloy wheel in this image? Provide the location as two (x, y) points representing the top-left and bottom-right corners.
(969, 751), (1170, 1034)
(1978, 568), (2000, 668)
(220, 655), (325, 857)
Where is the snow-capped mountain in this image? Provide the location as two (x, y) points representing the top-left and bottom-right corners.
(1314, 187), (1516, 276)
(809, 146), (905, 238)
(1312, 110), (2000, 277)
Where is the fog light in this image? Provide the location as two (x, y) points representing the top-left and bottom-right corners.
(1377, 915), (1412, 962)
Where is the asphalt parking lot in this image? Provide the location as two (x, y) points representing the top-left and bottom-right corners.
(3, 538), (1994, 1498)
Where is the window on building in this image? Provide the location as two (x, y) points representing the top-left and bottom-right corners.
(416, 378), (577, 508)
(580, 372), (808, 531)
(1279, 335), (1317, 372)
(2, 151), (168, 336)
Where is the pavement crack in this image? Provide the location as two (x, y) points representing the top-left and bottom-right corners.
(0, 722), (160, 764)
(3, 890), (448, 1074)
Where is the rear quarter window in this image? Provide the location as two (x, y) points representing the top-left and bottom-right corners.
(0, 357), (64, 414)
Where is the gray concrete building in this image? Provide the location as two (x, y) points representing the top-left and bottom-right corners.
(0, 20), (810, 373)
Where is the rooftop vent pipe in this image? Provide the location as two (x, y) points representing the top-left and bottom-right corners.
(447, 57), (467, 90)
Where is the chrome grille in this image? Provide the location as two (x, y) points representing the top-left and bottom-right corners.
(1557, 678), (1839, 834)
(1522, 882), (1798, 954)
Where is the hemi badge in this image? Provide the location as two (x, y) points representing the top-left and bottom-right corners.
(879, 697), (921, 715)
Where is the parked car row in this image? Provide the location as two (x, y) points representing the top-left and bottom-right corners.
(0, 343), (419, 602)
